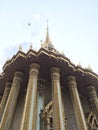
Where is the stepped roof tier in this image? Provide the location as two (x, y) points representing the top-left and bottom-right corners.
(0, 45), (98, 96)
(0, 27), (98, 97)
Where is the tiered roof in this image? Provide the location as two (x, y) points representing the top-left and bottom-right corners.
(0, 26), (98, 96)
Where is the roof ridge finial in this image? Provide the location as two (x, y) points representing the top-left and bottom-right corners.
(19, 44), (22, 51)
(30, 43), (33, 49)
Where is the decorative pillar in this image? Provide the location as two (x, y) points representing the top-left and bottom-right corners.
(20, 63), (40, 130)
(87, 86), (98, 119)
(0, 71), (23, 130)
(67, 75), (87, 130)
(51, 67), (66, 130)
(0, 82), (12, 122)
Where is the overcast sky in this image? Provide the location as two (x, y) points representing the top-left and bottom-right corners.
(0, 0), (98, 73)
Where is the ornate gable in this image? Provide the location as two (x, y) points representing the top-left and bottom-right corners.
(87, 111), (98, 130)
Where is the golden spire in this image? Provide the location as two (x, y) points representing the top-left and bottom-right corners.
(45, 20), (51, 44)
(41, 20), (54, 50)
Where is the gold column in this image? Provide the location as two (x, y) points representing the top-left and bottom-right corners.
(51, 67), (66, 130)
(87, 86), (98, 119)
(0, 82), (12, 122)
(0, 71), (23, 130)
(67, 76), (87, 130)
(20, 63), (39, 130)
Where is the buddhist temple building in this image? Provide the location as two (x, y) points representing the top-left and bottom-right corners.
(0, 26), (98, 130)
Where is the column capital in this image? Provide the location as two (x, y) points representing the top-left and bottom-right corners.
(51, 67), (60, 80)
(30, 63), (40, 76)
(87, 86), (97, 100)
(30, 63), (40, 70)
(13, 71), (23, 88)
(4, 82), (12, 97)
(6, 82), (12, 89)
(14, 71), (24, 81)
(67, 75), (76, 82)
(67, 75), (77, 89)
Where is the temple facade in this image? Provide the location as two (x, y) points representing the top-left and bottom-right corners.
(0, 27), (98, 130)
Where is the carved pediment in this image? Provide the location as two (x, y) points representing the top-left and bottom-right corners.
(87, 111), (98, 130)
(40, 101), (68, 130)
